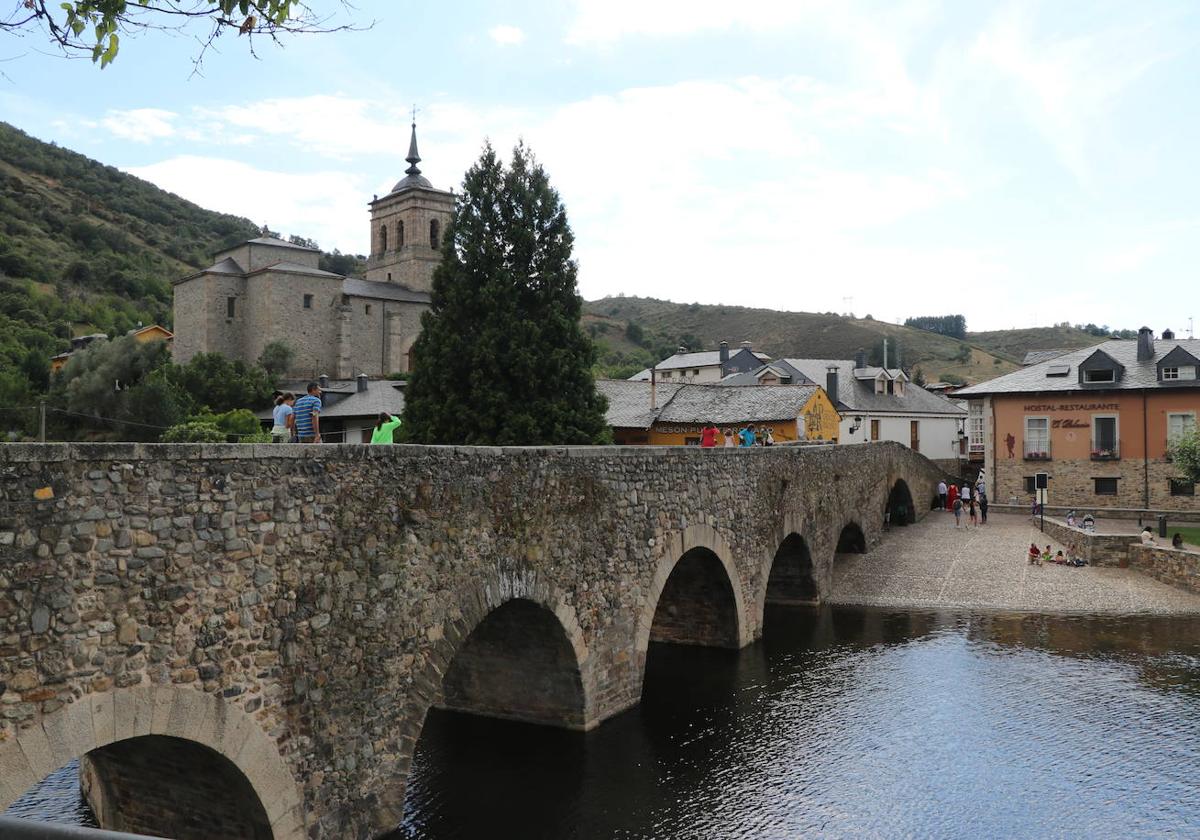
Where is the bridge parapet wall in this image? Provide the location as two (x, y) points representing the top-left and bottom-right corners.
(0, 441), (941, 838)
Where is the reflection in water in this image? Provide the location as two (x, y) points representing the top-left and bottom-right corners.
(4, 760), (97, 826)
(10, 607), (1200, 838)
(396, 606), (1200, 839)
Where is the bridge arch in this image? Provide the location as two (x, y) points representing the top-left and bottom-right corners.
(764, 532), (820, 605)
(0, 686), (303, 839)
(636, 524), (752, 655)
(834, 520), (867, 556)
(388, 574), (593, 831)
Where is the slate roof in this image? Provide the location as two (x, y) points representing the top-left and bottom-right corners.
(780, 359), (966, 416)
(957, 339), (1200, 396)
(595, 380), (684, 429)
(245, 261), (344, 279)
(718, 362), (816, 387)
(342, 277), (431, 304)
(246, 236), (320, 251)
(1022, 349), (1074, 366)
(596, 380), (824, 428)
(655, 349), (771, 370)
(203, 256), (244, 275)
(657, 384), (821, 425)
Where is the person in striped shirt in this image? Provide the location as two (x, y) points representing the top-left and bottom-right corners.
(293, 382), (323, 443)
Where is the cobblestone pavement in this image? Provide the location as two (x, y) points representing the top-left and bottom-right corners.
(829, 512), (1200, 614)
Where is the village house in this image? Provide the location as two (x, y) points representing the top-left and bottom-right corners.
(597, 379), (839, 445)
(49, 324), (173, 373)
(720, 352), (967, 465)
(956, 328), (1199, 510)
(629, 340), (770, 384)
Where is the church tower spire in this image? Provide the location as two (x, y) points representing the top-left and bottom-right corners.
(405, 121), (422, 177)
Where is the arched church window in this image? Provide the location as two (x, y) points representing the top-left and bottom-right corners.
(380, 223), (388, 252)
(397, 220), (405, 248)
(430, 219), (440, 250)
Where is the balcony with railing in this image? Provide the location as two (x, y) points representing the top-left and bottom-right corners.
(1023, 439), (1051, 461)
(1090, 439), (1120, 461)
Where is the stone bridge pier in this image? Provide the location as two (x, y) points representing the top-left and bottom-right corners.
(0, 441), (943, 838)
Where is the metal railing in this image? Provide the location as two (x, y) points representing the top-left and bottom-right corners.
(1023, 439), (1051, 460)
(0, 816), (166, 839)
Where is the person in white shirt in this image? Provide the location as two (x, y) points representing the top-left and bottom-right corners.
(961, 484), (972, 503)
(937, 481), (948, 511)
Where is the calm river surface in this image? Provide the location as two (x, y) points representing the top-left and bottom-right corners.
(397, 606), (1200, 839)
(9, 606), (1200, 838)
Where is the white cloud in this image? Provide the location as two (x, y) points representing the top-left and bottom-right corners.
(565, 0), (808, 45)
(126, 156), (368, 252)
(488, 25), (526, 46)
(101, 108), (179, 143)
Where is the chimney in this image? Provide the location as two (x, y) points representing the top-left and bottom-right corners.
(719, 341), (729, 364)
(318, 374), (329, 389)
(740, 340), (752, 350)
(855, 349), (866, 370)
(826, 365), (839, 404)
(1163, 328), (1175, 340)
(677, 344), (687, 354)
(356, 374), (369, 393)
(1136, 327), (1155, 361)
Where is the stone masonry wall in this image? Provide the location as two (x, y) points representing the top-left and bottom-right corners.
(1040, 518), (1137, 567)
(0, 442), (942, 839)
(1128, 544), (1200, 595)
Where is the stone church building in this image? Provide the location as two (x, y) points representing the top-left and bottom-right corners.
(172, 124), (452, 378)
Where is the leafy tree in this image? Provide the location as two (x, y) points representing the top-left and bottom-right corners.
(904, 314), (967, 339)
(257, 340), (294, 376)
(1170, 429), (1200, 483)
(403, 142), (609, 445)
(163, 352), (275, 414)
(912, 366), (927, 387)
(624, 321), (645, 346)
(162, 421), (225, 443)
(4, 1), (360, 67)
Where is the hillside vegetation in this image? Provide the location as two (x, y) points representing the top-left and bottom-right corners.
(0, 122), (362, 409)
(584, 296), (1020, 384)
(966, 325), (1106, 361)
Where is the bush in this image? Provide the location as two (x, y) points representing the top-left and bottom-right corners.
(161, 421), (224, 442)
(257, 341), (294, 377)
(1169, 429), (1200, 483)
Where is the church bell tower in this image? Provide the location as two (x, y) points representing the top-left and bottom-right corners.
(365, 120), (455, 292)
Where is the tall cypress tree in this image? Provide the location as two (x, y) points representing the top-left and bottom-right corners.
(403, 142), (609, 445)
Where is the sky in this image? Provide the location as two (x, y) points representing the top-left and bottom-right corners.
(2, 0), (1199, 333)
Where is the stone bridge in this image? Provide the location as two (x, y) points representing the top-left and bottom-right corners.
(0, 442), (941, 839)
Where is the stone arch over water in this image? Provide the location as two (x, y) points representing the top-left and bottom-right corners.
(637, 524), (751, 655)
(765, 532), (820, 605)
(0, 686), (303, 839)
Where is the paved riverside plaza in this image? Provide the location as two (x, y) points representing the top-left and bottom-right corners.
(830, 512), (1200, 613)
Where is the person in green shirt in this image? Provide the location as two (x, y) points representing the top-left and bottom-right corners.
(370, 412), (403, 444)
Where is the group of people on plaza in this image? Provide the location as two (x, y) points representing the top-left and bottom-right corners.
(700, 422), (775, 448)
(1140, 527), (1188, 551)
(937, 479), (988, 528)
(269, 381), (402, 444)
(1027, 542), (1088, 567)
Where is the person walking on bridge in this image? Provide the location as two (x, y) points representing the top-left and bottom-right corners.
(293, 382), (323, 444)
(371, 412), (403, 444)
(700, 422), (719, 448)
(937, 480), (948, 511)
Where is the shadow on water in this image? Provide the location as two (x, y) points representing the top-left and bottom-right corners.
(14, 605), (1200, 838)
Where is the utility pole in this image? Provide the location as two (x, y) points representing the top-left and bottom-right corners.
(39, 401), (46, 443)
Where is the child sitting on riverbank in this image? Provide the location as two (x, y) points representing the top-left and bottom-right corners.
(1053, 550), (1067, 564)
(1028, 542), (1043, 565)
(1042, 545), (1053, 564)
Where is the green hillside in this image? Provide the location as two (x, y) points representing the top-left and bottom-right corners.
(583, 296), (1021, 384)
(0, 121), (363, 407)
(966, 325), (1106, 362)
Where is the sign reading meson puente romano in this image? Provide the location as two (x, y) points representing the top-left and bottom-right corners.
(171, 122), (453, 380)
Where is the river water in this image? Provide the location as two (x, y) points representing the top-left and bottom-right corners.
(9, 606), (1200, 838)
(397, 606), (1200, 839)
